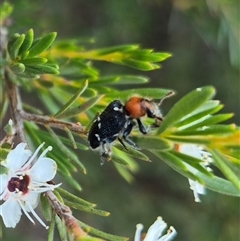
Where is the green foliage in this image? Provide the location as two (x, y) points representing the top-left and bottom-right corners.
(1, 2), (239, 241)
(5, 29), (59, 78)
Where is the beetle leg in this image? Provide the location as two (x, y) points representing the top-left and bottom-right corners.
(100, 143), (111, 165)
(136, 118), (147, 134)
(118, 137), (128, 150)
(122, 120), (140, 149)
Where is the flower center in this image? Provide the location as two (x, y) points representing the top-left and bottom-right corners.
(8, 175), (30, 194)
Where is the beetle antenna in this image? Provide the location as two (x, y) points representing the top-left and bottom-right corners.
(158, 91), (175, 106)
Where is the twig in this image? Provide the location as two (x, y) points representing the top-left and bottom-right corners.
(20, 111), (86, 134)
(4, 70), (27, 143)
(46, 191), (88, 240)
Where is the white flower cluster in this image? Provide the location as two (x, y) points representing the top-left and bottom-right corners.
(0, 143), (60, 228)
(177, 144), (212, 202)
(134, 216), (177, 241)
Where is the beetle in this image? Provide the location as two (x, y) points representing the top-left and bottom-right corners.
(88, 91), (174, 165)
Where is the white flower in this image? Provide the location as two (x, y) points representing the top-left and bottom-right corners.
(0, 142), (60, 228)
(134, 217), (177, 241)
(177, 144), (212, 202)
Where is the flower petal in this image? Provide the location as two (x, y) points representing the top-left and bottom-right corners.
(30, 157), (57, 182)
(0, 198), (22, 228)
(144, 217), (167, 241)
(22, 192), (40, 210)
(0, 174), (8, 198)
(5, 143), (32, 171)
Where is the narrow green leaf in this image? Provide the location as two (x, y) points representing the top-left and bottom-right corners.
(7, 33), (25, 59)
(95, 44), (139, 55)
(171, 124), (236, 136)
(157, 86), (216, 134)
(47, 217), (55, 241)
(57, 188), (96, 207)
(113, 162), (135, 183)
(46, 126), (86, 174)
(25, 64), (59, 75)
(40, 194), (52, 221)
(78, 220), (129, 241)
(61, 174), (82, 190)
(111, 153), (130, 166)
(131, 51), (171, 62)
(165, 135), (210, 145)
(175, 101), (223, 129)
(19, 57), (48, 65)
(106, 88), (173, 100)
(121, 59), (158, 71)
(115, 144), (150, 161)
(211, 150), (240, 191)
(19, 28), (34, 55)
(64, 127), (77, 149)
(64, 200), (110, 216)
(28, 32), (57, 57)
(53, 80), (88, 118)
(183, 113), (234, 130)
(0, 2), (13, 22)
(57, 95), (103, 119)
(9, 63), (25, 74)
(131, 136), (172, 151)
(154, 151), (202, 182)
(171, 150), (213, 177)
(196, 172), (240, 196)
(92, 75), (149, 85)
(17, 72), (39, 79)
(55, 215), (68, 241)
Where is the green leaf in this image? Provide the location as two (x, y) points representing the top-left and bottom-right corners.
(171, 124), (236, 136)
(40, 194), (52, 222)
(78, 220), (129, 241)
(55, 215), (68, 241)
(64, 200), (110, 216)
(64, 127), (77, 149)
(92, 75), (149, 85)
(53, 80), (88, 118)
(9, 63), (25, 74)
(19, 57), (48, 65)
(111, 153), (130, 166)
(0, 2), (13, 24)
(7, 33), (25, 60)
(25, 64), (59, 75)
(106, 88), (173, 100)
(46, 126), (86, 174)
(196, 172), (240, 196)
(170, 150), (213, 177)
(47, 218), (55, 241)
(28, 32), (57, 58)
(183, 114), (234, 130)
(131, 136), (172, 151)
(57, 95), (103, 119)
(19, 28), (34, 56)
(95, 44), (139, 55)
(114, 144), (150, 161)
(57, 188), (96, 207)
(154, 151), (202, 182)
(175, 100), (223, 129)
(121, 59), (159, 71)
(157, 86), (216, 134)
(211, 150), (240, 191)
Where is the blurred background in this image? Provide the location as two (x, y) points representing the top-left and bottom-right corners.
(2, 0), (239, 241)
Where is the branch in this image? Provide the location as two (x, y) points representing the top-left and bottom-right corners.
(4, 70), (27, 143)
(45, 191), (88, 240)
(20, 111), (85, 134)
